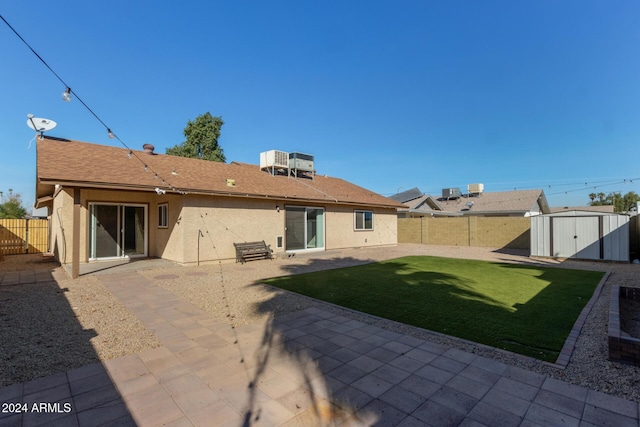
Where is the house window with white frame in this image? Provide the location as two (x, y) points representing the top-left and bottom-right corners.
(158, 203), (168, 228)
(354, 210), (373, 230)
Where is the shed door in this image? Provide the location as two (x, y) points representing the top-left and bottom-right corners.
(552, 217), (600, 259)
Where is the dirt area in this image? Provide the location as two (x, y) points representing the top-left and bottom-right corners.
(0, 253), (59, 272)
(0, 253), (160, 387)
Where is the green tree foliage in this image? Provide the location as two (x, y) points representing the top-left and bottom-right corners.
(589, 191), (640, 212)
(166, 112), (226, 162)
(0, 189), (27, 219)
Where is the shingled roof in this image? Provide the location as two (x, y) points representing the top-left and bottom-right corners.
(435, 189), (549, 214)
(389, 186), (549, 216)
(36, 137), (404, 209)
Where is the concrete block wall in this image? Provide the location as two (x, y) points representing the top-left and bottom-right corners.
(398, 216), (531, 249)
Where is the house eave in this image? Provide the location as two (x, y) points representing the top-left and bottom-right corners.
(38, 179), (402, 209)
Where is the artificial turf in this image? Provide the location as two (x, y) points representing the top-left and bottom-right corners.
(262, 256), (604, 362)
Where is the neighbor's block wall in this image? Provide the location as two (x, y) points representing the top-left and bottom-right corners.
(398, 216), (530, 249)
(397, 218), (421, 244)
(427, 217), (470, 246)
(476, 217), (530, 248)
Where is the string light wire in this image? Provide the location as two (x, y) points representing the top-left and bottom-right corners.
(1, 13), (176, 192)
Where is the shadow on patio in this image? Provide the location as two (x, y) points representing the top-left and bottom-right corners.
(0, 254), (137, 425)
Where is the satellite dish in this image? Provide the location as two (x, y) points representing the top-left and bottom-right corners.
(26, 116), (57, 133)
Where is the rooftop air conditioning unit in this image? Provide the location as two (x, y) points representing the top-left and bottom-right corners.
(289, 152), (314, 172)
(442, 188), (461, 199)
(260, 150), (289, 169)
(467, 183), (484, 194)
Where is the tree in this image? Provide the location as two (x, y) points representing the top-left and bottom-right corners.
(622, 191), (640, 212)
(589, 191), (640, 212)
(166, 112), (226, 162)
(0, 189), (27, 219)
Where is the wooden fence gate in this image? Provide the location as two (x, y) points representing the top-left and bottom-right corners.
(0, 219), (49, 255)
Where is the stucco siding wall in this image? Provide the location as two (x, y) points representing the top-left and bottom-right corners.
(49, 187), (399, 266)
(324, 206), (397, 250)
(50, 188), (73, 264)
(150, 195), (184, 261)
(49, 187), (182, 265)
(179, 196), (285, 264)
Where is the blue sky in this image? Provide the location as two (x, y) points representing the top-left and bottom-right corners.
(2, 1), (639, 210)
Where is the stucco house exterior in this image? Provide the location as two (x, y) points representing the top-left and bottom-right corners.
(36, 137), (404, 277)
(390, 186), (550, 218)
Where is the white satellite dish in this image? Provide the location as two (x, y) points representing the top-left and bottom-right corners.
(26, 115), (57, 133)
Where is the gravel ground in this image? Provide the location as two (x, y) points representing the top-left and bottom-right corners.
(0, 255), (160, 387)
(2, 245), (639, 404)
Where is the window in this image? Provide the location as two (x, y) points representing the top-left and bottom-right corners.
(158, 203), (168, 228)
(354, 210), (373, 230)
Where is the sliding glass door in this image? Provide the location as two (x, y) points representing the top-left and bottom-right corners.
(90, 203), (147, 259)
(285, 207), (324, 251)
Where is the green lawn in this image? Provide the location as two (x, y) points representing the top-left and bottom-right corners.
(262, 256), (604, 362)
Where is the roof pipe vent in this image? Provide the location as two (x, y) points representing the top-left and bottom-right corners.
(143, 144), (155, 155)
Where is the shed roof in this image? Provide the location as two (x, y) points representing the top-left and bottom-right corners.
(550, 205), (615, 213)
(36, 137), (404, 209)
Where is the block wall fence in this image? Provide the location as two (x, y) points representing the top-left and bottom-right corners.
(398, 216), (531, 250)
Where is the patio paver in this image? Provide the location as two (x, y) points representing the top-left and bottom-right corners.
(1, 267), (639, 426)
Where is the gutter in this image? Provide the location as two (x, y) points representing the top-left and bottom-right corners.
(38, 179), (403, 209)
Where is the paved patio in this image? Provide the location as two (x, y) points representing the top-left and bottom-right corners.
(1, 256), (640, 426)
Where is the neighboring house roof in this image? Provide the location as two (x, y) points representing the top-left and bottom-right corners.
(389, 187), (549, 216)
(388, 187), (423, 203)
(550, 205), (615, 213)
(36, 137), (404, 209)
(436, 189), (549, 215)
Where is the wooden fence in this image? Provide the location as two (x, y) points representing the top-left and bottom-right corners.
(0, 219), (49, 255)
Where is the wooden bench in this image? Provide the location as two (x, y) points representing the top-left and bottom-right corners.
(233, 241), (273, 264)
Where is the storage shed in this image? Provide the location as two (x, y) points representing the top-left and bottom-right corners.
(530, 210), (629, 262)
